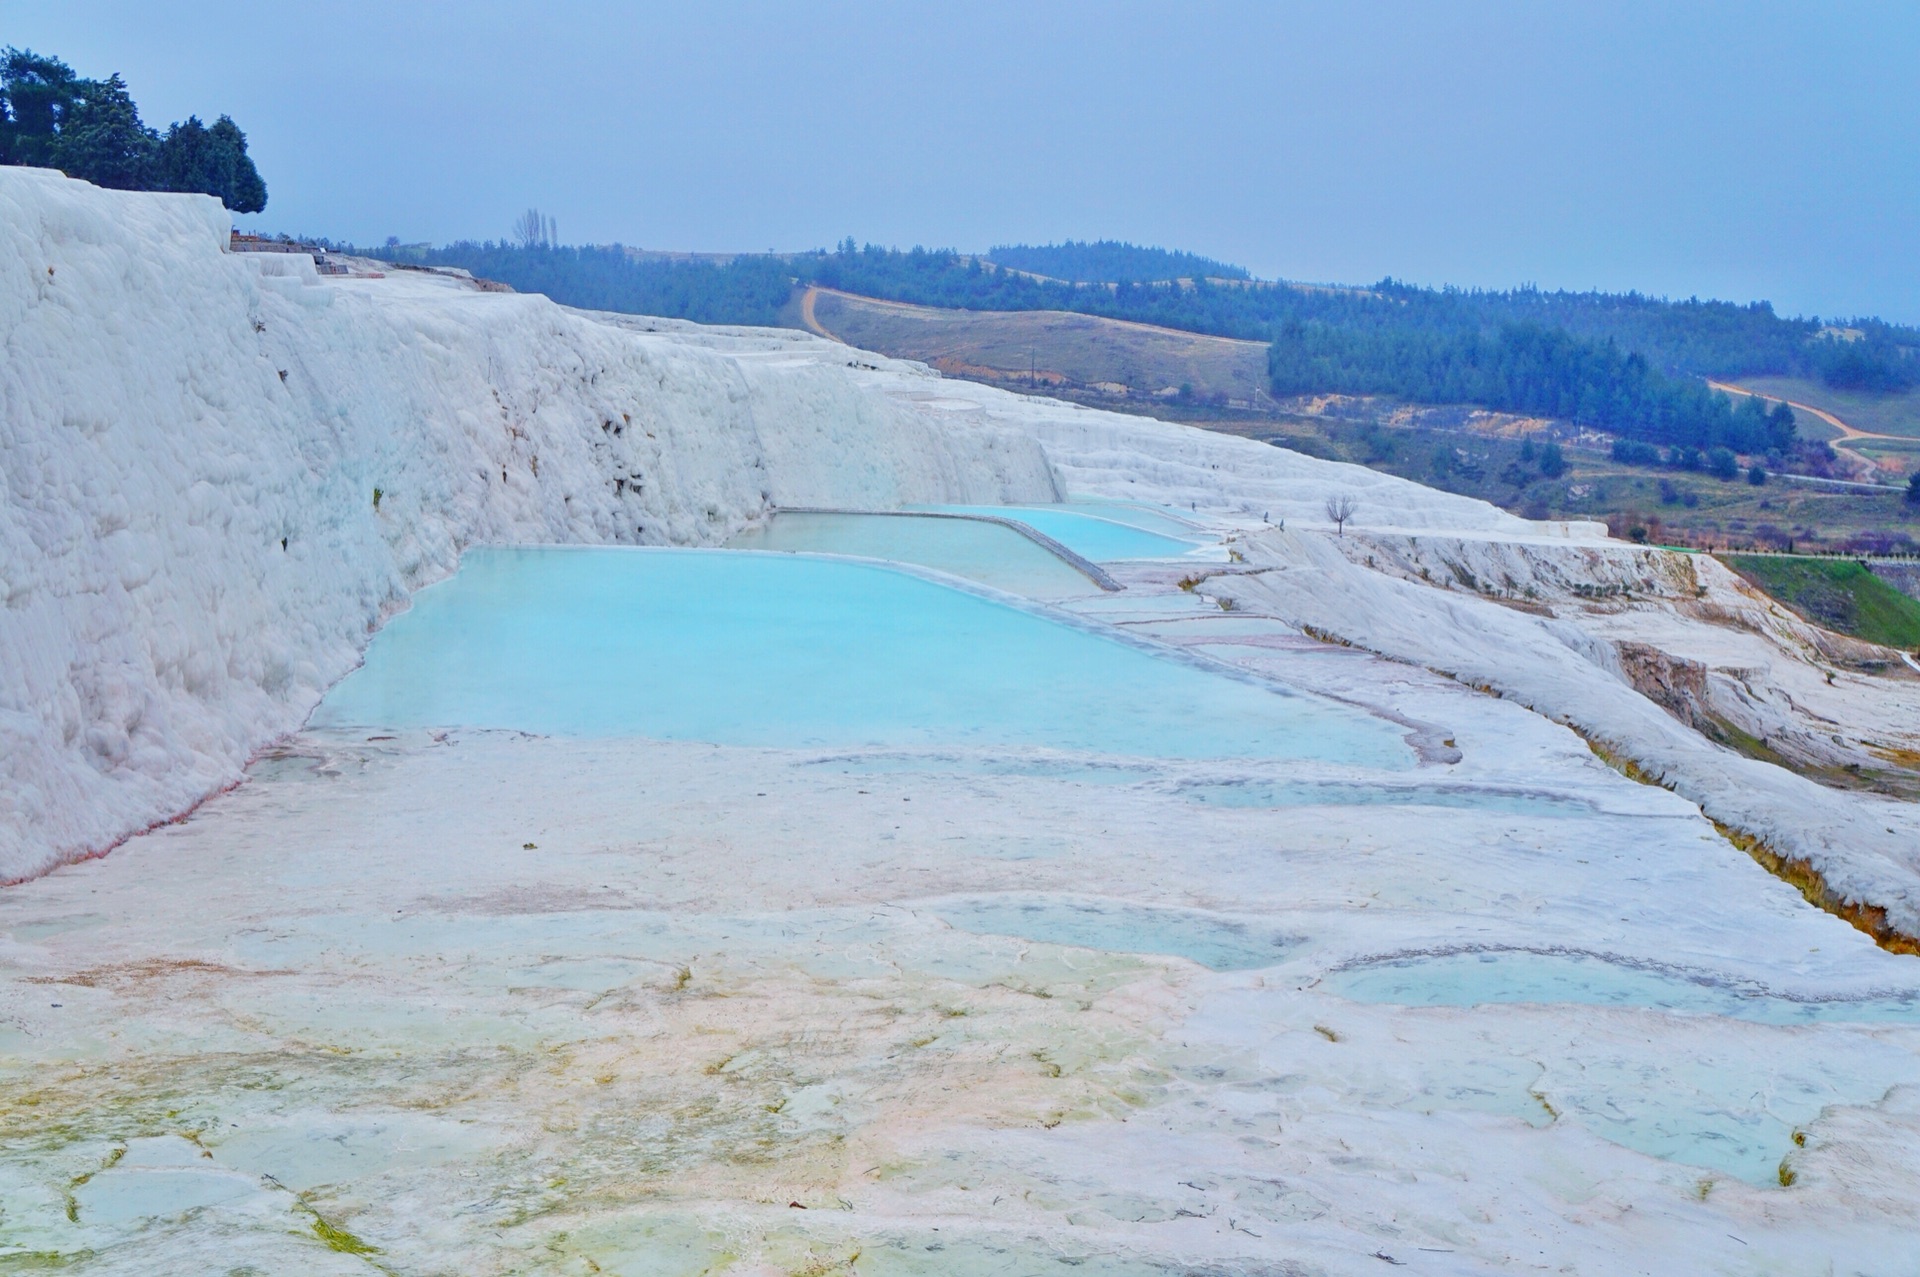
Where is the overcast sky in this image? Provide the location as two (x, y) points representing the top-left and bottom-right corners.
(10, 1), (1919, 321)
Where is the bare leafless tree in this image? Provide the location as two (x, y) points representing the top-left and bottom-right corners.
(512, 208), (556, 249)
(1324, 493), (1357, 536)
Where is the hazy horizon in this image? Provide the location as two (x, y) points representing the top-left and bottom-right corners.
(9, 1), (1919, 323)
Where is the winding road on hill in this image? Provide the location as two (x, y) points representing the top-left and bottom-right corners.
(1708, 381), (1900, 444)
(798, 285), (843, 344)
(1709, 380), (1902, 477)
(802, 294), (1903, 482)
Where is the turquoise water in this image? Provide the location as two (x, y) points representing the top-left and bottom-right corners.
(726, 512), (1098, 598)
(909, 504), (1203, 561)
(1328, 950), (1920, 1182)
(931, 896), (1299, 971)
(314, 548), (1410, 765)
(800, 754), (1158, 785)
(1180, 780), (1594, 818)
(1054, 499), (1209, 537)
(1325, 951), (1920, 1025)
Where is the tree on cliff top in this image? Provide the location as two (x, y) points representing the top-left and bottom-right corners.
(0, 48), (266, 212)
(150, 115), (267, 213)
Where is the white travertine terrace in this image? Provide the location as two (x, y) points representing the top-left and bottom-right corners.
(4, 170), (1920, 1274)
(0, 170), (1054, 882)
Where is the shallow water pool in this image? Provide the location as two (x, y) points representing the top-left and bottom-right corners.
(931, 896), (1299, 971)
(909, 504), (1204, 561)
(314, 548), (1410, 765)
(1179, 780), (1594, 819)
(726, 511), (1100, 598)
(800, 753), (1158, 785)
(1327, 950), (1920, 1183)
(1053, 499), (1209, 537)
(1325, 950), (1920, 1025)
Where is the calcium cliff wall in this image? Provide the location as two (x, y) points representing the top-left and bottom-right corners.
(0, 170), (1056, 880)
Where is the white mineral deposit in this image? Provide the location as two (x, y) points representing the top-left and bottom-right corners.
(5, 170), (1920, 1275)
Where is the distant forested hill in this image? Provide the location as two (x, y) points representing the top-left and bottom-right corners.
(805, 246), (1916, 387)
(349, 241), (797, 327)
(986, 240), (1250, 282)
(344, 236), (1919, 454)
(1267, 318), (1798, 454)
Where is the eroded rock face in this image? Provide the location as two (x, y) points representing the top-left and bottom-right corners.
(1212, 528), (1920, 940)
(1609, 638), (1903, 788)
(1613, 640), (1716, 731)
(1317, 529), (1920, 794)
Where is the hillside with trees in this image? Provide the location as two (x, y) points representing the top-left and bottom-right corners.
(986, 240), (1250, 282)
(3, 35), (1907, 463)
(344, 235), (1920, 456)
(0, 48), (266, 212)
(1266, 319), (1799, 454)
(353, 238), (797, 327)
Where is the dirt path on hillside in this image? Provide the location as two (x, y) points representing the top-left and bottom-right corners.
(798, 286), (845, 344)
(1710, 380), (1903, 476)
(1709, 381), (1900, 443)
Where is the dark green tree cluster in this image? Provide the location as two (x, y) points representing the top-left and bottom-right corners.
(810, 241), (1282, 338)
(830, 245), (1920, 398)
(985, 240), (1250, 283)
(0, 48), (266, 212)
(800, 242), (1865, 380)
(346, 240), (797, 328)
(1809, 327), (1917, 393)
(1268, 320), (1798, 453)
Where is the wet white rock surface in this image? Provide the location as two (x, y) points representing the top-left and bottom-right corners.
(5, 614), (1919, 1272)
(9, 171), (1920, 1274)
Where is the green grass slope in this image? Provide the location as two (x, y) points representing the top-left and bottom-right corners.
(1720, 555), (1920, 649)
(1735, 376), (1920, 441)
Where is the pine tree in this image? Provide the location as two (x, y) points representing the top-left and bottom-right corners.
(208, 116), (266, 212)
(2, 49), (266, 211)
(1768, 400), (1798, 451)
(151, 114), (267, 212)
(49, 74), (156, 190)
(0, 48), (82, 166)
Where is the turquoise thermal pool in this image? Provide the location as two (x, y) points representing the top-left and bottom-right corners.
(1326, 950), (1920, 1183)
(930, 896), (1299, 971)
(801, 753), (1158, 785)
(314, 548), (1411, 765)
(909, 504), (1205, 560)
(726, 511), (1101, 598)
(1325, 950), (1920, 1025)
(1018, 499), (1211, 538)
